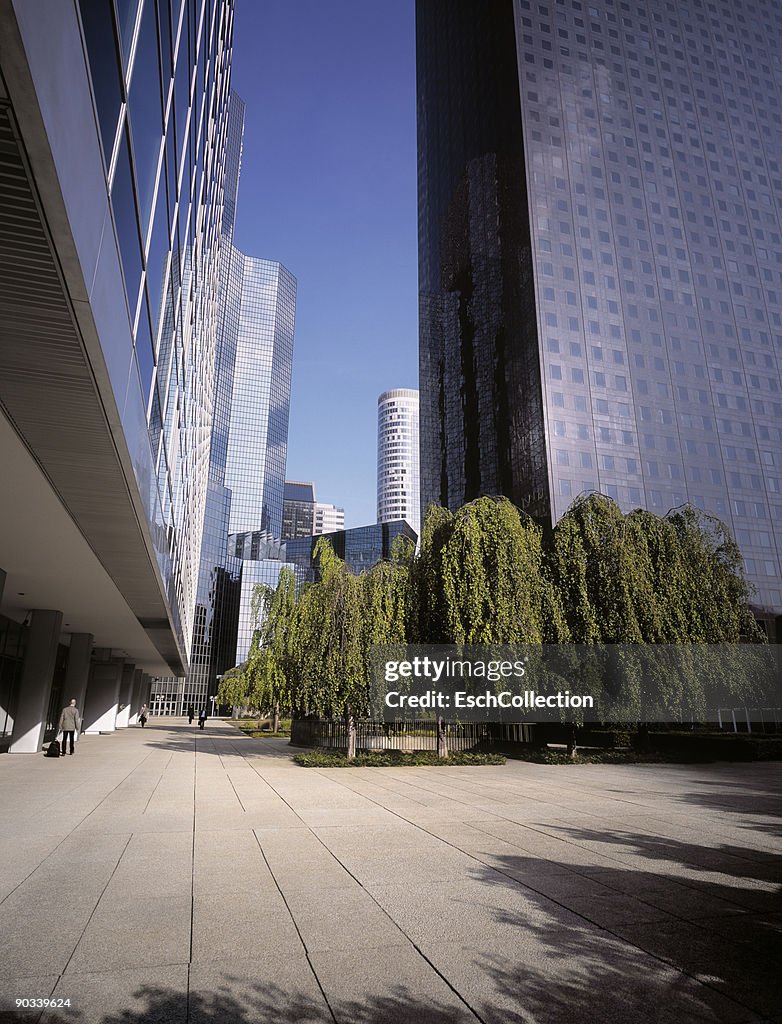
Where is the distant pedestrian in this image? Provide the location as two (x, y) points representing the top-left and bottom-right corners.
(139, 704), (149, 728)
(187, 704), (195, 725)
(198, 708), (207, 730)
(58, 698), (81, 756)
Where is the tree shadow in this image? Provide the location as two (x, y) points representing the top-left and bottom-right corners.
(673, 771), (782, 836)
(36, 978), (479, 1024)
(461, 838), (782, 1021)
(542, 823), (782, 885)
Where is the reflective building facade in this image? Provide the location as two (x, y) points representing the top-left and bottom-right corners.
(188, 91), (245, 709)
(0, 0), (238, 749)
(417, 0), (782, 625)
(285, 521), (418, 578)
(226, 258), (297, 539)
(282, 481), (317, 539)
(377, 389), (421, 539)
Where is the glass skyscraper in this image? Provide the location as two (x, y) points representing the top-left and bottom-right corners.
(0, 0), (238, 748)
(377, 389), (421, 539)
(164, 243), (296, 707)
(417, 0), (782, 631)
(225, 258), (297, 539)
(187, 90), (245, 709)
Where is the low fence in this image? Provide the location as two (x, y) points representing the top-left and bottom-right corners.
(290, 718), (532, 753)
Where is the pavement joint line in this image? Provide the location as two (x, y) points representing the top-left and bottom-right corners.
(466, 816), (776, 916)
(224, 770), (247, 812)
(251, 765), (488, 1024)
(141, 752), (174, 814)
(306, 824), (489, 1024)
(251, 829), (339, 1024)
(309, 768), (759, 1021)
(0, 747), (157, 909)
(340, 764), (777, 888)
(187, 723), (197, 1022)
(59, 832), (133, 976)
(424, 766), (779, 860)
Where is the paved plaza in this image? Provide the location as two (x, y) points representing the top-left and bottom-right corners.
(0, 719), (779, 1024)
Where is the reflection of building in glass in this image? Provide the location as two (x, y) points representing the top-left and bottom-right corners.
(285, 522), (417, 578)
(417, 0), (782, 633)
(282, 481), (317, 539)
(234, 560), (306, 666)
(0, 0), (238, 750)
(377, 390), (420, 539)
(314, 502), (345, 535)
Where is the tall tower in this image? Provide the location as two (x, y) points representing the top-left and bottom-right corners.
(417, 0), (782, 629)
(225, 258), (297, 539)
(377, 389), (421, 540)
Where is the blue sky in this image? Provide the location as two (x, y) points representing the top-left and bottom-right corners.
(231, 0), (418, 528)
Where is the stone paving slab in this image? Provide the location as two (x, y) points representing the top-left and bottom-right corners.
(0, 719), (779, 1023)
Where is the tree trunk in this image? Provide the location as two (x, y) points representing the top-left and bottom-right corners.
(566, 721), (578, 760)
(346, 708), (357, 760)
(436, 715), (448, 759)
(636, 722), (650, 751)
(273, 701), (280, 734)
(231, 705), (239, 719)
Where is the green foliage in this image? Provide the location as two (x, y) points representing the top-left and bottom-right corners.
(216, 664), (250, 713)
(292, 538), (367, 720)
(236, 567), (299, 722)
(292, 750), (506, 767)
(240, 491), (764, 748)
(508, 748), (665, 765)
(417, 497), (568, 644)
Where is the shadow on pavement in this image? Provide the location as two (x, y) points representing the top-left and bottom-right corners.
(36, 980), (477, 1024)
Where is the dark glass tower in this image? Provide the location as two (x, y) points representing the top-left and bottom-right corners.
(417, 0), (782, 627)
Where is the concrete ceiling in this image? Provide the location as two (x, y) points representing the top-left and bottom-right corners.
(0, 409), (169, 674)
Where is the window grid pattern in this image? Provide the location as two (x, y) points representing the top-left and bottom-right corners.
(225, 259), (297, 539)
(377, 389), (421, 539)
(517, 0), (782, 612)
(78, 0), (237, 657)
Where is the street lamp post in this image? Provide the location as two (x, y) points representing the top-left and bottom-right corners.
(210, 694), (217, 718)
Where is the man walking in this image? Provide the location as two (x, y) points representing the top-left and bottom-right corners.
(139, 703), (149, 728)
(58, 698), (81, 756)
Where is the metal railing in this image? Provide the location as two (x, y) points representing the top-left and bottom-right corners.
(290, 718), (532, 752)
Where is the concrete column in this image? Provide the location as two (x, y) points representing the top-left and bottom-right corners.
(142, 675), (153, 715)
(115, 663), (135, 728)
(64, 633), (93, 723)
(128, 668), (144, 726)
(83, 658), (124, 734)
(9, 609), (63, 753)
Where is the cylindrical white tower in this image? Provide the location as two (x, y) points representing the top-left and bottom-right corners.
(377, 389), (420, 540)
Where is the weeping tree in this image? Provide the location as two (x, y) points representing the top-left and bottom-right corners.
(412, 496), (569, 756)
(243, 567), (299, 732)
(216, 662), (251, 719)
(548, 494), (766, 748)
(290, 538), (367, 758)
